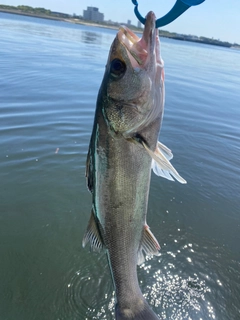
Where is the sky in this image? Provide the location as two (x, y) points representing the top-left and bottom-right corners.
(1, 0), (240, 44)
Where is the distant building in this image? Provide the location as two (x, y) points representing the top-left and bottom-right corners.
(51, 11), (70, 18)
(186, 35), (199, 40)
(137, 21), (142, 28)
(83, 7), (104, 22)
(127, 20), (131, 25)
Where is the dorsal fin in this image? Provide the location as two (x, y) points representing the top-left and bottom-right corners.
(82, 209), (104, 252)
(86, 147), (93, 193)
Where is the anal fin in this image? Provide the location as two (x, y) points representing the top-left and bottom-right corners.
(137, 225), (160, 265)
(82, 209), (104, 252)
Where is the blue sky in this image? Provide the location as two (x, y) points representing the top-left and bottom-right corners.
(1, 0), (240, 43)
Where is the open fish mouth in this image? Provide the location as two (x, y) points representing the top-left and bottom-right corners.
(118, 11), (157, 68)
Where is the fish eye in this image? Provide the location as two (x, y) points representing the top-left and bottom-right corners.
(110, 59), (126, 78)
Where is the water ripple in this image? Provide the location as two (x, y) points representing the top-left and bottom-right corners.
(53, 254), (113, 320)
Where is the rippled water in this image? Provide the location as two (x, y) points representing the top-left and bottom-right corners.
(0, 12), (239, 320)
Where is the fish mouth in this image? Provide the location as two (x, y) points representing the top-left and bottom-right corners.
(118, 11), (157, 68)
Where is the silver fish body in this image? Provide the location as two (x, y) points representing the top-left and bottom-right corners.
(83, 11), (186, 320)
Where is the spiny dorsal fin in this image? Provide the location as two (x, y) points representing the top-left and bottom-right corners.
(137, 225), (160, 265)
(86, 147), (93, 193)
(142, 141), (187, 184)
(82, 209), (104, 252)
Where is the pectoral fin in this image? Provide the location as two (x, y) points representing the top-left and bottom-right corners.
(157, 141), (173, 160)
(137, 225), (160, 265)
(82, 209), (104, 252)
(142, 141), (187, 184)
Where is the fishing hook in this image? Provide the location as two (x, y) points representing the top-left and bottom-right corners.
(132, 0), (205, 28)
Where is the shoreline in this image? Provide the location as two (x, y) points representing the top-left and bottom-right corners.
(0, 8), (65, 21)
(0, 8), (238, 49)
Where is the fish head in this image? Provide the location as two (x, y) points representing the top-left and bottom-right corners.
(100, 11), (165, 136)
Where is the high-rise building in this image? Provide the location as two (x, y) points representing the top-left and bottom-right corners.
(137, 21), (142, 28)
(83, 7), (104, 22)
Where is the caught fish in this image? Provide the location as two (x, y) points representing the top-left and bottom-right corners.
(83, 11), (186, 320)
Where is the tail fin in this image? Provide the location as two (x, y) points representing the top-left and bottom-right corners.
(115, 299), (159, 320)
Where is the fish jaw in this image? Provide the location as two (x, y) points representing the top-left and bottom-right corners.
(101, 11), (165, 137)
(118, 11), (163, 71)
